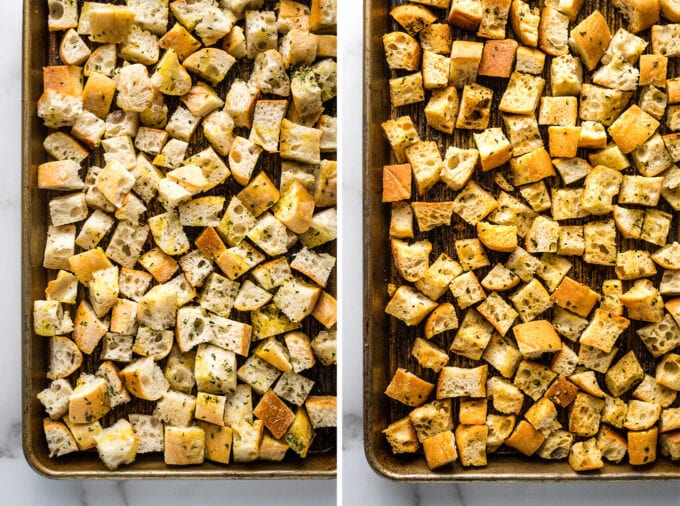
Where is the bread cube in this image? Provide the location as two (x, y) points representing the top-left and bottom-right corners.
(569, 11), (611, 70)
(449, 40), (483, 87)
(382, 416), (419, 454)
(455, 424), (488, 466)
(450, 308), (494, 360)
(628, 427), (658, 465)
(604, 350), (645, 397)
(437, 365), (488, 399)
(456, 83), (492, 130)
(477, 0), (511, 39)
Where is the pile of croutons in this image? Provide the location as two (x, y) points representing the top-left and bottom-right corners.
(381, 0), (680, 472)
(35, 0), (337, 471)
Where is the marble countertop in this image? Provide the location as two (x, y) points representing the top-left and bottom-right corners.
(4, 1), (680, 504)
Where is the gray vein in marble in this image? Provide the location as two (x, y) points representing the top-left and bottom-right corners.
(412, 484), (422, 506)
(453, 483), (466, 506)
(115, 481), (130, 506)
(342, 413), (361, 451)
(75, 482), (88, 506)
(0, 422), (21, 459)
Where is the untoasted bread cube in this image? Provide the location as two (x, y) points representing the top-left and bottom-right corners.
(606, 351), (645, 396)
(437, 365), (488, 399)
(456, 84), (492, 130)
(449, 40), (483, 87)
(385, 368), (434, 407)
(515, 46), (545, 74)
(628, 427), (658, 465)
(305, 396), (336, 429)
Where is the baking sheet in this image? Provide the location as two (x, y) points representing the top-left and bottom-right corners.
(363, 0), (680, 481)
(22, 0), (336, 479)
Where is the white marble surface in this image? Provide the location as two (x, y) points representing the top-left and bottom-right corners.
(5, 0), (680, 504)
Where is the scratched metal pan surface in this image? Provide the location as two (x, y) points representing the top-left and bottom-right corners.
(22, 0), (336, 479)
(363, 0), (680, 481)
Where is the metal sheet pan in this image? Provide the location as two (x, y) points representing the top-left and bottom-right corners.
(22, 0), (336, 479)
(363, 0), (680, 481)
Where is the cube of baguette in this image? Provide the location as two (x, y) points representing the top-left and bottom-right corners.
(614, 0), (659, 33)
(569, 438), (604, 471)
(513, 320), (562, 357)
(628, 427), (658, 465)
(487, 376), (525, 414)
(409, 399), (453, 443)
(455, 424), (487, 466)
(608, 105), (659, 154)
(385, 368), (434, 407)
(537, 429), (574, 460)
(606, 350), (645, 396)
(383, 416), (419, 454)
(163, 425), (204, 466)
(425, 86), (459, 134)
(596, 425), (627, 463)
(411, 337), (449, 372)
(456, 83), (492, 130)
(383, 31), (421, 71)
(437, 365), (487, 399)
(448, 0), (482, 31)
(486, 414), (517, 453)
(551, 277), (599, 317)
(478, 39), (518, 77)
(514, 360), (557, 400)
(584, 219), (617, 266)
(505, 419), (545, 456)
(544, 375), (579, 408)
(569, 11), (611, 71)
(423, 430), (458, 469)
(509, 147), (554, 186)
(450, 308), (494, 359)
(120, 356), (170, 401)
(482, 332), (523, 378)
(69, 374), (111, 425)
(405, 141), (444, 195)
(283, 407), (315, 458)
(419, 23), (452, 55)
(640, 54), (667, 87)
(539, 7), (569, 56)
